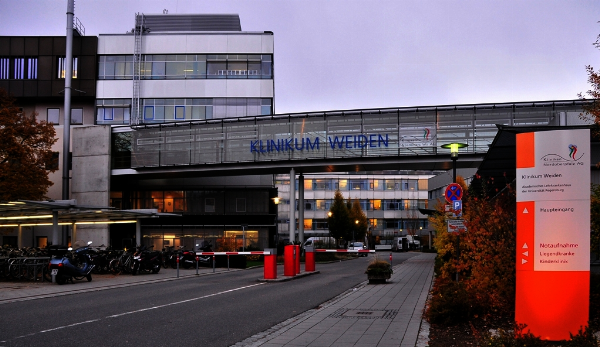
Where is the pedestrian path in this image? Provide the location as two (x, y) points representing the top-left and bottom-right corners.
(233, 253), (435, 347)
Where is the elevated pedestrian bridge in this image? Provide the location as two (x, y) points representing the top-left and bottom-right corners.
(112, 100), (588, 178)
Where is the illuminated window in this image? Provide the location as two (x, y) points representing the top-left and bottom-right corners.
(58, 57), (78, 79)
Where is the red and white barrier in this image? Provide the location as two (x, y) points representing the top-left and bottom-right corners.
(195, 251), (272, 255)
(196, 250), (277, 279)
(315, 249), (375, 254)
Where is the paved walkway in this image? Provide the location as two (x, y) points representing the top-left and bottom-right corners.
(234, 253), (435, 347)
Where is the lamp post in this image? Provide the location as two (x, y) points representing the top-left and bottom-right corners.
(441, 142), (468, 282)
(354, 219), (358, 242)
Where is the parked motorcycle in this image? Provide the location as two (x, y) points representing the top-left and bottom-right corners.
(197, 241), (213, 267)
(131, 245), (162, 275)
(48, 241), (95, 285)
(170, 247), (197, 269)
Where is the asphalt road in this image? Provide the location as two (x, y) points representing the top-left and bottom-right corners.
(0, 252), (418, 347)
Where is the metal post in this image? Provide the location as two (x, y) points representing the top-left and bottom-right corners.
(17, 225), (22, 248)
(289, 168), (295, 244)
(212, 255), (216, 273)
(195, 256), (199, 275)
(453, 156), (459, 283)
(176, 253), (179, 278)
(389, 252), (392, 268)
(227, 255), (230, 271)
(135, 220), (141, 247)
(298, 174), (304, 246)
(62, 0), (74, 201)
(52, 211), (59, 245)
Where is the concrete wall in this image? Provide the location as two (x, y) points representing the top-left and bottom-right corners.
(72, 125), (112, 246)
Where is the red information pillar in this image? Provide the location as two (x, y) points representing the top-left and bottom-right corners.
(305, 246), (315, 272)
(263, 248), (277, 279)
(515, 130), (590, 341)
(284, 245), (295, 277)
(294, 245), (300, 274)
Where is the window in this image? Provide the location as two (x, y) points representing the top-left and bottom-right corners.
(47, 108), (60, 124)
(144, 106), (154, 120)
(175, 106), (185, 120)
(0, 58), (8, 79)
(58, 57), (78, 79)
(0, 57), (37, 80)
(71, 108), (83, 124)
(236, 198), (246, 212)
(99, 54), (273, 80)
(205, 198), (215, 212)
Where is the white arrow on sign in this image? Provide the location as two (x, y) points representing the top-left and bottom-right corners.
(523, 207), (529, 214)
(522, 259), (528, 264)
(523, 243), (528, 249)
(522, 251), (529, 256)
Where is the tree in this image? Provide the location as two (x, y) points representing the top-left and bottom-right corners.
(591, 184), (600, 259)
(348, 198), (368, 242)
(328, 189), (351, 242)
(0, 89), (57, 201)
(579, 32), (600, 130)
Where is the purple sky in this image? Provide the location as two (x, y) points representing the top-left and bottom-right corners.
(1, 0), (599, 114)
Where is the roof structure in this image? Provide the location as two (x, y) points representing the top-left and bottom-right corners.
(476, 124), (598, 193)
(0, 200), (177, 226)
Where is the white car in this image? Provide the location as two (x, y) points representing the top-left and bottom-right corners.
(348, 242), (368, 256)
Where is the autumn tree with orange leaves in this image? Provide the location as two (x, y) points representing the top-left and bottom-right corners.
(426, 175), (516, 324)
(0, 89), (57, 201)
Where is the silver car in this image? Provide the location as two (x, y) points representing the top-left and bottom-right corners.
(348, 242), (367, 256)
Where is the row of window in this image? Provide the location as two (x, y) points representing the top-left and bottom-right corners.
(97, 98), (273, 125)
(298, 218), (428, 231)
(277, 178), (427, 191)
(296, 199), (427, 211)
(0, 57), (77, 80)
(98, 54), (273, 80)
(46, 108), (83, 125)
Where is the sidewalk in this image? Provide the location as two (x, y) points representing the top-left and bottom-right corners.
(234, 253), (435, 347)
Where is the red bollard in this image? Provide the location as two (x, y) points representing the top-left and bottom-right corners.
(305, 246), (315, 272)
(263, 248), (277, 279)
(294, 245), (300, 275)
(284, 245), (295, 276)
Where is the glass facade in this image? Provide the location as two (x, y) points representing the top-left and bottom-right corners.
(125, 101), (582, 169)
(98, 98), (272, 125)
(98, 54), (273, 80)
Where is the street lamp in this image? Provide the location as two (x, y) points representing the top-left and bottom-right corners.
(441, 142), (468, 283)
(354, 219), (358, 242)
(440, 143), (469, 183)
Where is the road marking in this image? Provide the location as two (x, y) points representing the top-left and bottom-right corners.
(107, 283), (265, 318)
(7, 283), (265, 341)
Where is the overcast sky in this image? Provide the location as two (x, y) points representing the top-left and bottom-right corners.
(1, 0), (599, 114)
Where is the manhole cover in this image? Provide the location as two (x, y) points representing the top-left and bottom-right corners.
(328, 308), (398, 320)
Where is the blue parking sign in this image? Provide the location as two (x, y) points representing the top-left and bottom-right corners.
(453, 200), (462, 217)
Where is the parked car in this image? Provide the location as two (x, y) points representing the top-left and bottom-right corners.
(348, 242), (368, 256)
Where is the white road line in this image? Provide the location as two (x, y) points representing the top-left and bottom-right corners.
(107, 283), (265, 318)
(39, 319), (101, 333)
(7, 282), (265, 341)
